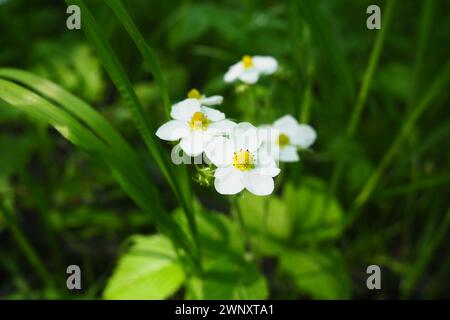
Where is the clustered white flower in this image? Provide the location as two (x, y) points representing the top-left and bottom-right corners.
(224, 55), (278, 84)
(156, 55), (317, 196)
(259, 115), (317, 162)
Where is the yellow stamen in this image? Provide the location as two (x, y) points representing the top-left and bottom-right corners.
(277, 133), (290, 148)
(233, 149), (255, 171)
(242, 55), (253, 69)
(189, 112), (208, 130)
(187, 88), (202, 99)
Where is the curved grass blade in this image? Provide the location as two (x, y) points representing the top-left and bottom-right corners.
(329, 0), (397, 193)
(0, 79), (196, 268)
(345, 59), (450, 227)
(65, 0), (200, 268)
(296, 0), (355, 101)
(0, 68), (136, 165)
(0, 202), (55, 290)
(105, 0), (171, 116)
(101, 0), (199, 268)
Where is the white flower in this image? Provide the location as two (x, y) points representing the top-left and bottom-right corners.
(186, 88), (223, 106)
(205, 123), (280, 196)
(156, 98), (236, 157)
(259, 115), (317, 162)
(224, 55), (278, 84)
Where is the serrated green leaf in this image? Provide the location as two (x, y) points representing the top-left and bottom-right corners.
(174, 204), (244, 259)
(284, 177), (344, 242)
(104, 234), (185, 300)
(173, 205), (267, 299)
(236, 192), (291, 256)
(185, 258), (268, 300)
(279, 248), (351, 299)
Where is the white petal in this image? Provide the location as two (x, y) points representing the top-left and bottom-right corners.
(242, 172), (274, 196)
(254, 166), (281, 177)
(253, 56), (278, 74)
(201, 95), (223, 106)
(214, 167), (244, 195)
(279, 145), (299, 162)
(155, 120), (190, 141)
(230, 122), (261, 152)
(180, 131), (209, 157)
(208, 120), (237, 134)
(170, 98), (201, 121)
(258, 142), (279, 162)
(214, 165), (233, 179)
(200, 106), (225, 122)
(205, 136), (234, 167)
(233, 122), (256, 132)
(239, 69), (260, 84)
(273, 114), (299, 138)
(258, 125), (279, 143)
(255, 151), (281, 177)
(294, 124), (317, 148)
(224, 62), (244, 83)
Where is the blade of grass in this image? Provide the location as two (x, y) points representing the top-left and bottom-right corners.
(353, 1), (438, 190)
(401, 0), (436, 267)
(401, 208), (450, 298)
(296, 0), (355, 101)
(343, 60), (450, 227)
(64, 0), (173, 188)
(300, 63), (315, 124)
(0, 71), (183, 251)
(104, 0), (171, 116)
(409, 0), (436, 105)
(287, 0), (315, 123)
(101, 0), (199, 266)
(0, 79), (197, 270)
(0, 252), (34, 298)
(381, 120), (450, 185)
(0, 201), (55, 291)
(0, 69), (172, 237)
(346, 0), (397, 137)
(65, 0), (200, 269)
(0, 68), (141, 175)
(330, 0), (397, 192)
(375, 173), (450, 200)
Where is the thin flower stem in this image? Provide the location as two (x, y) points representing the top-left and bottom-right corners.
(259, 198), (270, 254)
(300, 44), (315, 124)
(0, 202), (55, 290)
(231, 195), (253, 256)
(248, 86), (258, 122)
(330, 0), (397, 192)
(300, 74), (313, 123)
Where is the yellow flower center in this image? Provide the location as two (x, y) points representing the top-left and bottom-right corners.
(242, 55), (253, 69)
(189, 112), (208, 130)
(233, 149), (255, 171)
(277, 133), (290, 148)
(187, 88), (202, 99)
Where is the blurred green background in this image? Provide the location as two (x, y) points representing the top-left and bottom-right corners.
(0, 0), (449, 299)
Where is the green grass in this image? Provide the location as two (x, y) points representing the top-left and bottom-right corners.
(0, 0), (449, 300)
